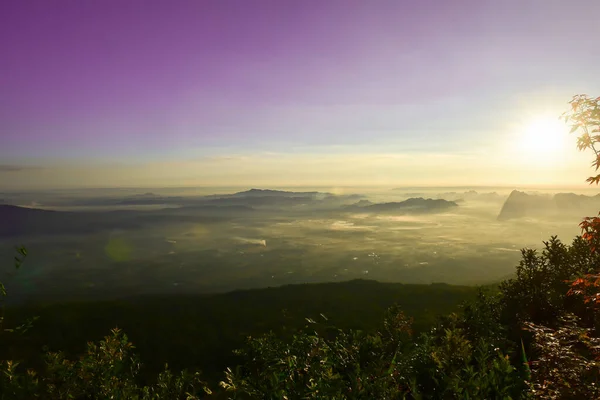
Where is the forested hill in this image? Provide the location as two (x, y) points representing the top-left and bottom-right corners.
(2, 279), (480, 384)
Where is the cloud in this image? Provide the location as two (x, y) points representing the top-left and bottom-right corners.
(0, 144), (589, 189)
(202, 155), (250, 162)
(0, 165), (42, 172)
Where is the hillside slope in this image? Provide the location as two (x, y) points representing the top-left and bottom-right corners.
(2, 279), (479, 383)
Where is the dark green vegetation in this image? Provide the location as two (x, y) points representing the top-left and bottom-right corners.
(1, 280), (478, 386)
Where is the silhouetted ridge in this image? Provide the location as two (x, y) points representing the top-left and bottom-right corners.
(351, 199), (374, 207)
(344, 197), (457, 213)
(0, 204), (240, 238)
(231, 189), (325, 198)
(131, 192), (158, 197)
(498, 190), (600, 220)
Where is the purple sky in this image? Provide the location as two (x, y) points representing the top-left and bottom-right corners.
(1, 0), (600, 188)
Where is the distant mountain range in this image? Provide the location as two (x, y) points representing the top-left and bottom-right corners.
(230, 189), (326, 198)
(0, 190), (460, 238)
(8, 188), (340, 209)
(497, 190), (600, 220)
(343, 197), (458, 213)
(391, 190), (503, 202)
(438, 191), (503, 202)
(0, 203), (251, 238)
(0, 188), (329, 238)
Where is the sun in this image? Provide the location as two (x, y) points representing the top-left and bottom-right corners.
(515, 115), (568, 159)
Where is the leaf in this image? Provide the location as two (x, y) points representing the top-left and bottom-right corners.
(586, 175), (600, 185)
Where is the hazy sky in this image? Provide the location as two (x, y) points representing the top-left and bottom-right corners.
(2, 0), (600, 189)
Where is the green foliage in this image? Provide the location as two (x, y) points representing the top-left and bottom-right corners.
(1, 246), (29, 333)
(407, 313), (526, 399)
(1, 328), (211, 399)
(499, 236), (593, 327)
(220, 310), (412, 399)
(1, 280), (476, 384)
(219, 305), (526, 400)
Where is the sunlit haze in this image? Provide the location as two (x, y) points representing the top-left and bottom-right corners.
(2, 0), (600, 189)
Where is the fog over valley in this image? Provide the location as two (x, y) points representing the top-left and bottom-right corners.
(0, 186), (586, 303)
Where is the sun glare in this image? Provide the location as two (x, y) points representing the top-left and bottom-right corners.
(515, 115), (569, 162)
(520, 117), (566, 152)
